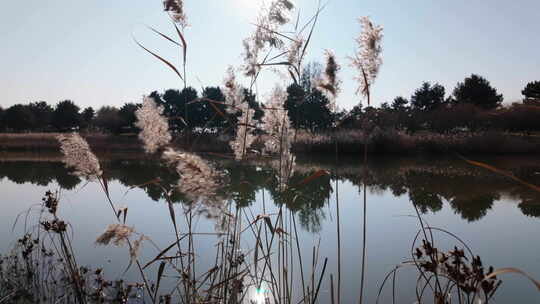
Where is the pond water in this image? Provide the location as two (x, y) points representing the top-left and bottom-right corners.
(1, 152), (540, 303)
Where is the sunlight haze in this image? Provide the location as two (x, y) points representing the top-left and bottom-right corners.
(1, 0), (539, 109)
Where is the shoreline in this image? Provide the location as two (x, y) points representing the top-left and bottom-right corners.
(1, 131), (540, 155)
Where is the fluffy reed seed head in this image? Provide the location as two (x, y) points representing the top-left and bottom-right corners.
(287, 35), (305, 68)
(135, 96), (172, 154)
(241, 0), (295, 77)
(57, 133), (102, 180)
(130, 235), (148, 261)
(230, 107), (256, 160)
(350, 16), (383, 101)
(223, 67), (257, 160)
(316, 49), (342, 112)
(162, 148), (223, 203)
(262, 86), (296, 191)
(163, 0), (188, 28)
(223, 66), (246, 114)
(95, 224), (135, 246)
(268, 0), (295, 25)
(261, 86), (294, 155)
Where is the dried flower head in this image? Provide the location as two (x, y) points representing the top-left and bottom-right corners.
(241, 39), (260, 77)
(268, 0), (295, 25)
(57, 133), (102, 180)
(316, 49), (342, 112)
(349, 16), (383, 103)
(130, 235), (148, 261)
(223, 67), (257, 160)
(230, 107), (256, 160)
(262, 86), (296, 191)
(163, 0), (188, 28)
(287, 35), (304, 68)
(261, 86), (294, 155)
(162, 148), (224, 203)
(135, 96), (172, 154)
(223, 66), (246, 114)
(241, 0), (295, 77)
(96, 224), (135, 246)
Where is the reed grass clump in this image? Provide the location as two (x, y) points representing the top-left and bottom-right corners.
(1, 191), (144, 303)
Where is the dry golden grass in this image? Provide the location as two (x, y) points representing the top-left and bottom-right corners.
(0, 133), (141, 152)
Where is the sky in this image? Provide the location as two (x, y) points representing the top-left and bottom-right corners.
(1, 0), (539, 110)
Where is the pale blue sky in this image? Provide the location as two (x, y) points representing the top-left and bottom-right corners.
(1, 0), (539, 110)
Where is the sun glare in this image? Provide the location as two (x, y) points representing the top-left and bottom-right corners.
(237, 0), (265, 13)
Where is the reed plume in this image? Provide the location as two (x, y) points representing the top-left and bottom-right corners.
(316, 49), (342, 112)
(223, 66), (245, 113)
(241, 0), (295, 77)
(162, 148), (224, 204)
(262, 86), (293, 155)
(163, 0), (188, 28)
(135, 96), (172, 154)
(95, 224), (135, 246)
(223, 67), (256, 160)
(262, 85), (296, 191)
(57, 133), (102, 180)
(350, 16), (383, 104)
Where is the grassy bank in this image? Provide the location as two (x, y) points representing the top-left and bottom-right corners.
(293, 129), (540, 155)
(2, 131), (539, 155)
(0, 132), (229, 153)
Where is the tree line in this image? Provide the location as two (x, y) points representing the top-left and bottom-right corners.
(1, 69), (539, 135)
(340, 77), (540, 134)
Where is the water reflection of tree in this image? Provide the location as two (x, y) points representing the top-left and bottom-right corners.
(511, 189), (540, 218)
(268, 170), (333, 233)
(221, 162), (273, 208)
(329, 158), (540, 222)
(449, 194), (497, 222)
(2, 156), (540, 223)
(104, 159), (179, 202)
(405, 171), (444, 213)
(0, 161), (80, 190)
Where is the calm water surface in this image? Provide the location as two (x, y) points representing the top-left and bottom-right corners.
(1, 152), (540, 303)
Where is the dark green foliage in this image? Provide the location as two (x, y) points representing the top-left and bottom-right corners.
(411, 82), (446, 111)
(28, 101), (53, 131)
(80, 107), (95, 130)
(284, 62), (334, 131)
(202, 86), (227, 131)
(244, 89), (264, 122)
(451, 74), (503, 110)
(2, 75), (540, 136)
(161, 89), (185, 131)
(285, 84), (333, 132)
(118, 103), (141, 132)
(182, 87), (207, 130)
(52, 100), (80, 131)
(161, 87), (201, 132)
(339, 104), (363, 128)
(284, 83), (305, 129)
(391, 96), (409, 111)
(94, 106), (123, 134)
(0, 106), (4, 131)
(522, 81), (540, 101)
(4, 104), (36, 131)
